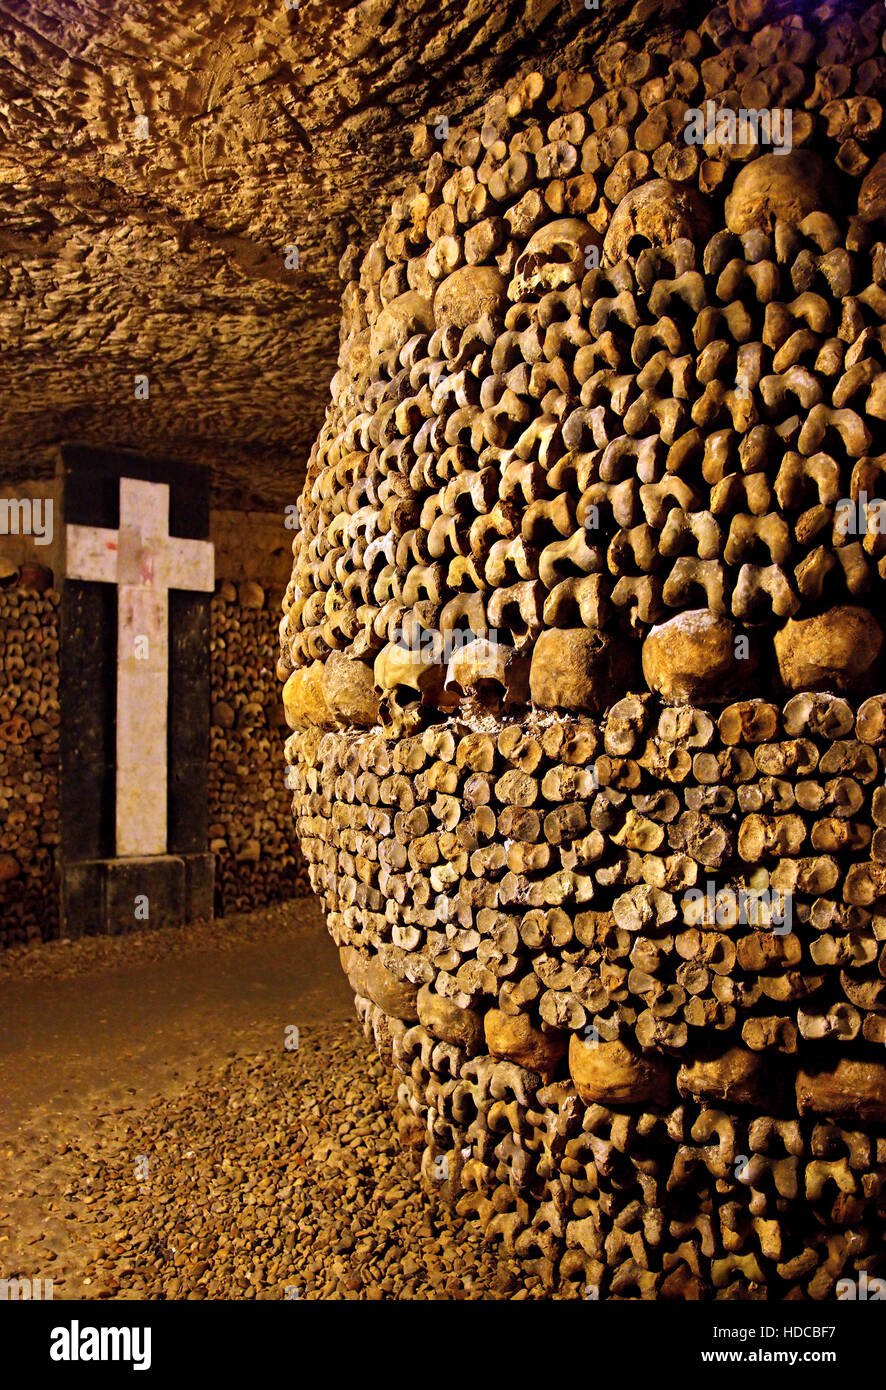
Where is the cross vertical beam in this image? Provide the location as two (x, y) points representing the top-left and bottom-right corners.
(66, 477), (214, 858)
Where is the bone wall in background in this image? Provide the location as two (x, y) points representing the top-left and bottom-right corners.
(0, 581), (60, 946)
(210, 578), (311, 914)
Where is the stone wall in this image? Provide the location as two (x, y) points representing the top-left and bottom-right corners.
(210, 509), (294, 594)
(0, 583), (60, 946)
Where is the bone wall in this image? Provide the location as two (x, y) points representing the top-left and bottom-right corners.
(0, 481), (61, 584)
(210, 579), (310, 915)
(280, 0), (886, 1297)
(285, 699), (886, 1296)
(0, 583), (60, 946)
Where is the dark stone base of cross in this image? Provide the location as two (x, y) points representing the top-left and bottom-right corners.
(61, 853), (215, 936)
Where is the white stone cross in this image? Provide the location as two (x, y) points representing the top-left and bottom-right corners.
(66, 477), (214, 858)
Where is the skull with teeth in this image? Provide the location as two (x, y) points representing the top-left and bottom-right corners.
(509, 218), (602, 301)
(443, 636), (530, 710)
(373, 636), (450, 735)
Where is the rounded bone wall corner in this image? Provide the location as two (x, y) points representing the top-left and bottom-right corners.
(281, 5), (886, 1299)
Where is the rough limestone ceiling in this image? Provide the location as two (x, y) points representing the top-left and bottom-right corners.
(0, 0), (649, 507)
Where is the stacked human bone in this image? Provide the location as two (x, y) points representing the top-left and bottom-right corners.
(280, 0), (886, 1296)
(209, 580), (309, 913)
(0, 574), (59, 944)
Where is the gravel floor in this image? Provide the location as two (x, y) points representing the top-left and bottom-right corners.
(0, 1024), (548, 1300)
(0, 912), (548, 1300)
(0, 900), (323, 983)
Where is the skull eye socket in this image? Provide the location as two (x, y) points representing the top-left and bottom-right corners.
(392, 684), (421, 708)
(627, 233), (653, 259)
(470, 676), (508, 703)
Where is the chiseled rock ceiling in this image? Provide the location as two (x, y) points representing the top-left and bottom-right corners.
(0, 0), (648, 508)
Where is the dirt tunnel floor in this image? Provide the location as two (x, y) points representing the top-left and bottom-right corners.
(0, 902), (546, 1300)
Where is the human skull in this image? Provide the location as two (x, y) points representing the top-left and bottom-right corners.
(434, 266), (508, 330)
(508, 218), (602, 301)
(368, 291), (434, 367)
(724, 151), (836, 234)
(373, 638), (448, 734)
(443, 637), (530, 708)
(603, 179), (712, 264)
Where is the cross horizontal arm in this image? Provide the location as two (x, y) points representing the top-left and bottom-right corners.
(66, 524), (120, 585)
(157, 536), (215, 593)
